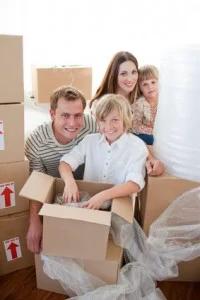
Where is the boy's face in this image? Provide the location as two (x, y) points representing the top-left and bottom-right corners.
(50, 97), (84, 144)
(139, 78), (158, 101)
(117, 60), (138, 98)
(98, 109), (124, 144)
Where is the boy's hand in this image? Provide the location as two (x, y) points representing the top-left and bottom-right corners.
(82, 193), (105, 210)
(63, 178), (79, 203)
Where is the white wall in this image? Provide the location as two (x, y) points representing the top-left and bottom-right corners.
(0, 0), (200, 94)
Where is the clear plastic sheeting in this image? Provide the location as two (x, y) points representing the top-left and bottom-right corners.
(153, 45), (200, 182)
(42, 187), (200, 299)
(148, 186), (200, 263)
(111, 215), (177, 281)
(42, 254), (166, 300)
(70, 263), (166, 300)
(42, 255), (105, 297)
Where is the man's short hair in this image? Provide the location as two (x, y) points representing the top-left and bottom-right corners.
(50, 86), (86, 110)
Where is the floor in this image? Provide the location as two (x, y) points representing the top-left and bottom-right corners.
(0, 266), (200, 300)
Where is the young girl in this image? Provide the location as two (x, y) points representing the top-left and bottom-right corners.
(132, 65), (159, 146)
(59, 94), (148, 209)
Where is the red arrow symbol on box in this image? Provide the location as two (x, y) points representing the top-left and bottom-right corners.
(7, 242), (19, 259)
(1, 186), (14, 207)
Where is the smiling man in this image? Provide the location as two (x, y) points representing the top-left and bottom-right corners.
(25, 86), (96, 253)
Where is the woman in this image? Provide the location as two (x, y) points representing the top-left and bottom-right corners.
(90, 51), (139, 111)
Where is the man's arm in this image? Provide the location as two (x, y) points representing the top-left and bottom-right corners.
(146, 145), (165, 176)
(25, 130), (46, 253)
(82, 181), (139, 210)
(26, 201), (43, 253)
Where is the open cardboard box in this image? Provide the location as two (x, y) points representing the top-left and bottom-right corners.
(20, 171), (135, 261)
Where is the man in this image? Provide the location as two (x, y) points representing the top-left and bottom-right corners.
(25, 86), (96, 253)
(25, 85), (164, 254)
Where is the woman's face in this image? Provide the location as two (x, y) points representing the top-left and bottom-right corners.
(117, 60), (138, 98)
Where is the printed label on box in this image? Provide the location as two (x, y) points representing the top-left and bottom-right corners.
(4, 237), (22, 261)
(0, 120), (5, 150)
(0, 182), (16, 209)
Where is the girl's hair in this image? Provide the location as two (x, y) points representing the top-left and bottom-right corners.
(137, 65), (159, 98)
(90, 51), (139, 108)
(50, 85), (86, 111)
(138, 65), (159, 83)
(95, 94), (133, 131)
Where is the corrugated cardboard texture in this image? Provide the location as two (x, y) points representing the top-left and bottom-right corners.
(140, 174), (200, 281)
(19, 171), (55, 204)
(32, 67), (92, 102)
(0, 103), (24, 163)
(20, 171), (134, 261)
(0, 160), (29, 216)
(141, 175), (200, 234)
(42, 212), (110, 260)
(112, 195), (135, 223)
(0, 35), (24, 103)
(0, 211), (34, 275)
(35, 254), (67, 295)
(35, 238), (122, 294)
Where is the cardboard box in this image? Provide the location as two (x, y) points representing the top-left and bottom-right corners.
(0, 160), (29, 216)
(0, 103), (24, 163)
(35, 238), (123, 295)
(20, 171), (135, 260)
(0, 35), (24, 103)
(32, 66), (92, 102)
(0, 211), (34, 275)
(140, 174), (200, 281)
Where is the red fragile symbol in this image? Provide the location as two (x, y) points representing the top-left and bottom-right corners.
(0, 130), (3, 134)
(7, 242), (19, 259)
(1, 186), (14, 207)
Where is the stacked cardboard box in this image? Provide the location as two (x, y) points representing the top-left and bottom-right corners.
(20, 171), (136, 294)
(32, 66), (92, 102)
(0, 35), (34, 276)
(140, 174), (200, 281)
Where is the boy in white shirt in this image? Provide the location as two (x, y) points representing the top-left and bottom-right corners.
(59, 94), (148, 210)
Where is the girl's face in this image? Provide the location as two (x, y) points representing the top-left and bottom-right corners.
(117, 60), (138, 98)
(139, 77), (158, 102)
(98, 109), (124, 144)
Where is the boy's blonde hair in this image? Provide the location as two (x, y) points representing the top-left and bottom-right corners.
(95, 94), (133, 131)
(138, 65), (159, 83)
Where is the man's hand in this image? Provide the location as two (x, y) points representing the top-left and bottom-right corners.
(63, 178), (79, 203)
(146, 158), (165, 176)
(82, 193), (105, 210)
(26, 215), (42, 254)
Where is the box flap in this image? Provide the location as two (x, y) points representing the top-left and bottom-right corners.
(19, 171), (54, 203)
(39, 203), (111, 226)
(112, 193), (136, 223)
(106, 238), (123, 261)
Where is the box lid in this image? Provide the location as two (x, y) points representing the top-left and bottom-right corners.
(39, 203), (111, 226)
(19, 171), (54, 203)
(112, 194), (136, 223)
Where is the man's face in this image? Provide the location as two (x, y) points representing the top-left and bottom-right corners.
(50, 97), (84, 144)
